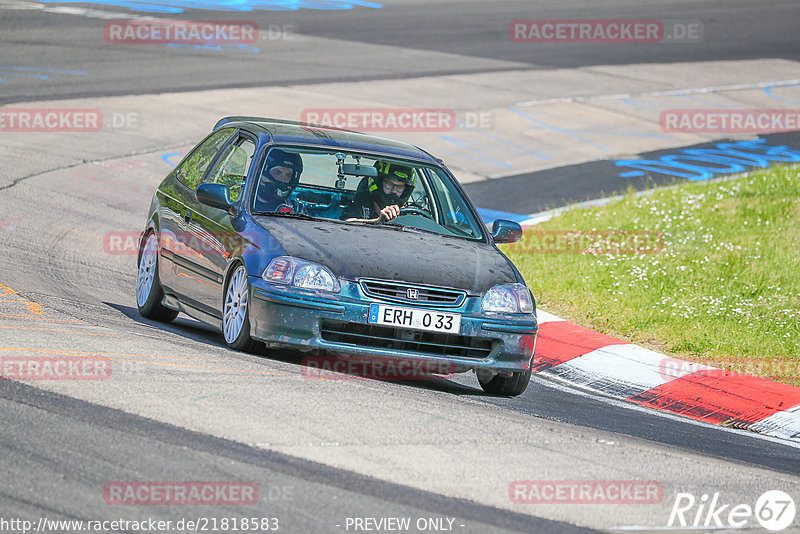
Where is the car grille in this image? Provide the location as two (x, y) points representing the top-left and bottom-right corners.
(320, 321), (495, 359)
(359, 279), (466, 307)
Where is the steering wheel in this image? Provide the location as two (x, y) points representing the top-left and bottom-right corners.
(398, 207), (431, 218)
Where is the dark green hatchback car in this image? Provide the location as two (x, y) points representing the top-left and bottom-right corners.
(136, 117), (538, 396)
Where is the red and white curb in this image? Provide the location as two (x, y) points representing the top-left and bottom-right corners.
(533, 310), (800, 443)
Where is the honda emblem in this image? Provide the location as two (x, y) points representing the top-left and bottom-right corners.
(406, 288), (419, 300)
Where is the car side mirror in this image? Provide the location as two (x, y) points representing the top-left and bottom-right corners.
(196, 183), (236, 215)
(491, 219), (523, 244)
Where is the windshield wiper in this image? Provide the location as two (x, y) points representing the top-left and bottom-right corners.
(399, 226), (441, 237)
(252, 211), (319, 221)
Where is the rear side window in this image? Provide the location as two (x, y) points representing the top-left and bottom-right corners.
(176, 129), (235, 190)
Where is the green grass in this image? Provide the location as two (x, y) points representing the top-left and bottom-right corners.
(502, 164), (800, 386)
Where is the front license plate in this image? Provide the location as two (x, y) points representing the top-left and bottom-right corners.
(368, 304), (461, 334)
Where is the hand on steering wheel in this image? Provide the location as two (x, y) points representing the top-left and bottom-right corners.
(378, 205), (400, 221)
(398, 206), (430, 218)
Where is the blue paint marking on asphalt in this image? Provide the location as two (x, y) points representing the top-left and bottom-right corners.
(526, 109), (672, 140)
(0, 72), (50, 80)
(0, 66), (87, 75)
(476, 207), (529, 225)
(440, 136), (513, 169)
(621, 98), (664, 111)
(678, 93), (735, 109)
(615, 138), (800, 181)
(39, 0), (383, 13)
(166, 43), (261, 53)
(162, 152), (185, 167)
(430, 145), (508, 168)
(509, 107), (610, 153)
(764, 83), (800, 105)
(460, 126), (550, 161)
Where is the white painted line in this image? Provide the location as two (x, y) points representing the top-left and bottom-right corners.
(533, 374), (800, 449)
(0, 1), (162, 20)
(515, 78), (800, 107)
(535, 310), (564, 324)
(748, 403), (800, 441)
(40, 6), (160, 20)
(543, 344), (711, 398)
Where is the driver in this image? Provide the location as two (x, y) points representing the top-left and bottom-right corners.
(341, 161), (416, 222)
(254, 148), (305, 213)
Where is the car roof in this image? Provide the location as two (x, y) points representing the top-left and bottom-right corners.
(213, 116), (442, 165)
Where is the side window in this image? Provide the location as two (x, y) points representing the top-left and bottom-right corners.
(407, 169), (433, 215)
(205, 137), (256, 202)
(175, 129), (235, 190)
(425, 168), (478, 237)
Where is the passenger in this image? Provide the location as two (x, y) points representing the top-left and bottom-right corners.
(254, 149), (305, 213)
(341, 161), (416, 222)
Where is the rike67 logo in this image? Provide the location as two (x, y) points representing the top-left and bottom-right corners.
(668, 490), (796, 531)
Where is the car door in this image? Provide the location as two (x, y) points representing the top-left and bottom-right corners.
(159, 128), (236, 303)
(179, 133), (257, 314)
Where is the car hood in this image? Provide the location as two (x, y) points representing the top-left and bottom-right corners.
(254, 217), (518, 295)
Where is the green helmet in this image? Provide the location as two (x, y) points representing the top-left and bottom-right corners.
(369, 161), (416, 208)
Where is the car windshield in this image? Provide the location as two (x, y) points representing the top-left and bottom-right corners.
(250, 147), (485, 241)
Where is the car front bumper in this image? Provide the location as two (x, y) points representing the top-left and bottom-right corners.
(248, 278), (537, 374)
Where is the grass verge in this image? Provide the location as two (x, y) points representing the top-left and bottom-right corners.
(502, 164), (800, 386)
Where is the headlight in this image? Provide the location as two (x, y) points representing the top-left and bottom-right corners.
(262, 256), (341, 293)
(481, 283), (534, 313)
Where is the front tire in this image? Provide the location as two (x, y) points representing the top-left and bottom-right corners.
(136, 232), (179, 322)
(223, 264), (260, 353)
(477, 364), (532, 397)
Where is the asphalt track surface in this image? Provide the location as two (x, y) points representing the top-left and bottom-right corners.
(2, 1), (800, 533)
(1, 0), (799, 104)
(464, 131), (800, 214)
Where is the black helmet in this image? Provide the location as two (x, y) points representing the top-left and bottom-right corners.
(369, 161), (416, 208)
(261, 148), (303, 199)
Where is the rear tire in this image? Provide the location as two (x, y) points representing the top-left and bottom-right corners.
(136, 232), (179, 322)
(223, 264), (261, 353)
(477, 364), (532, 397)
